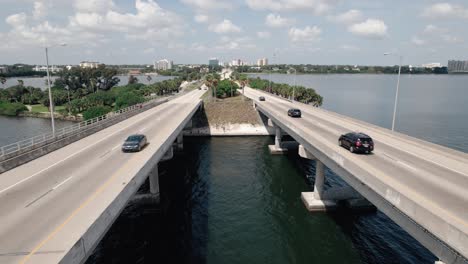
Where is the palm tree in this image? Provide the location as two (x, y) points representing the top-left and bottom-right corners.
(17, 79), (24, 87)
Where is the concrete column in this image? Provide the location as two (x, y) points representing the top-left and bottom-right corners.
(313, 160), (325, 200)
(268, 124), (287, 154)
(275, 126), (281, 149)
(177, 133), (183, 150)
(252, 101), (256, 109)
(149, 163), (159, 194)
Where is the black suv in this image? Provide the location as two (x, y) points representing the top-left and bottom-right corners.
(339, 132), (374, 154)
(122, 134), (147, 152)
(288, 108), (301, 118)
(259, 96), (265, 101)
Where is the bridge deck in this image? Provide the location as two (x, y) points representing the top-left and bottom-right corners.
(0, 89), (204, 264)
(244, 87), (468, 262)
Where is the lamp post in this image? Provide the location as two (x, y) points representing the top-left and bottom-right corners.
(45, 43), (67, 137)
(291, 67), (297, 102)
(384, 52), (402, 131)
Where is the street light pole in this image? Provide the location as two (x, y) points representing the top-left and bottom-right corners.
(45, 47), (55, 137)
(384, 52), (402, 132)
(44, 43), (67, 137)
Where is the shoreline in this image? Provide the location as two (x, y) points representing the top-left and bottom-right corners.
(18, 111), (82, 122)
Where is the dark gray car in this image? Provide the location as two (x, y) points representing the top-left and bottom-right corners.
(122, 134), (147, 152)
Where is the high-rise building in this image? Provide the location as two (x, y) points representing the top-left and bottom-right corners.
(257, 58), (268, 66)
(448, 60), (468, 73)
(154, 59), (173, 70)
(208, 58), (219, 67)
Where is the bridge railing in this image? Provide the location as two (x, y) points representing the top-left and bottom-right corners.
(0, 99), (160, 160)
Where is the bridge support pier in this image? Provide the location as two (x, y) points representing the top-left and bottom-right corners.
(268, 125), (288, 154)
(177, 133), (183, 150)
(149, 163), (159, 195)
(301, 160), (337, 211)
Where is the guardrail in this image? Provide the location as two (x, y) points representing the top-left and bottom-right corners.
(0, 97), (164, 160)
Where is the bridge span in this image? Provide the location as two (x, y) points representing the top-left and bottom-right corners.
(0, 89), (204, 264)
(244, 86), (468, 264)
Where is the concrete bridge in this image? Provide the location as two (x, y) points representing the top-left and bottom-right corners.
(0, 89), (204, 264)
(244, 86), (468, 264)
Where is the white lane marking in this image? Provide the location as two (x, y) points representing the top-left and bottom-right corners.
(381, 152), (418, 172)
(112, 145), (120, 151)
(139, 126), (148, 132)
(0, 101), (174, 195)
(52, 176), (73, 190)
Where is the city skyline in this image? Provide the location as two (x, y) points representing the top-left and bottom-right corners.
(0, 0), (467, 65)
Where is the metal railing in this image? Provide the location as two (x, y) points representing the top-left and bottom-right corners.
(0, 97), (165, 159)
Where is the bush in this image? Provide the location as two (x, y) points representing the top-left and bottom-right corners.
(82, 106), (112, 120)
(115, 91), (144, 110)
(0, 101), (28, 116)
(216, 80), (238, 98)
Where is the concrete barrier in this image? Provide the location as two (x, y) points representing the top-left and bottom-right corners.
(0, 99), (168, 174)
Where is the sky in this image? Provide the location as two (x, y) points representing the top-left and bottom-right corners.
(0, 0), (467, 66)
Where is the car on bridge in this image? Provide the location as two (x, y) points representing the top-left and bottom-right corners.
(122, 134), (147, 152)
(339, 132), (374, 154)
(288, 108), (302, 118)
(259, 96), (265, 101)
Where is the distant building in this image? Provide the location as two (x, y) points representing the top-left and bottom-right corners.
(448, 60), (468, 73)
(154, 59), (173, 71)
(33, 65), (62, 73)
(209, 58), (219, 67)
(128, 70), (142, 75)
(257, 58), (268, 66)
(0, 66), (8, 74)
(422, 62), (442, 69)
(79, 61), (100, 69)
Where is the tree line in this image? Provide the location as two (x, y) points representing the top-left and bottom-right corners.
(0, 65), (199, 119)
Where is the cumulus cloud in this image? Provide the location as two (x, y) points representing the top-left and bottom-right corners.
(246, 0), (336, 15)
(265, 13), (294, 27)
(181, 0), (233, 10)
(422, 3), (468, 19)
(257, 31), (271, 39)
(288, 26), (321, 42)
(208, 19), (242, 34)
(74, 0), (116, 13)
(2, 0), (184, 50)
(328, 9), (362, 24)
(33, 1), (48, 19)
(348, 19), (387, 39)
(411, 36), (425, 45)
(194, 14), (209, 23)
(215, 36), (255, 50)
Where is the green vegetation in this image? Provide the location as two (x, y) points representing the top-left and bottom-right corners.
(0, 65), (200, 118)
(30, 104), (66, 113)
(0, 64), (47, 78)
(0, 101), (28, 116)
(82, 106), (113, 120)
(248, 77), (323, 106)
(234, 64), (449, 75)
(215, 79), (239, 97)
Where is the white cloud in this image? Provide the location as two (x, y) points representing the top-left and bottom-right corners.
(288, 26), (321, 42)
(442, 34), (462, 43)
(190, 43), (208, 51)
(74, 0), (116, 13)
(246, 0), (336, 15)
(257, 31), (271, 39)
(194, 14), (209, 23)
(328, 9), (362, 24)
(422, 3), (468, 19)
(215, 36), (255, 50)
(33, 1), (47, 19)
(209, 19), (242, 34)
(265, 13), (294, 27)
(348, 19), (387, 39)
(411, 36), (425, 45)
(423, 24), (447, 34)
(181, 0), (233, 10)
(6, 13), (28, 28)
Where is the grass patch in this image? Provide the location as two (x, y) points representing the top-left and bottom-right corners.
(30, 104), (66, 113)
